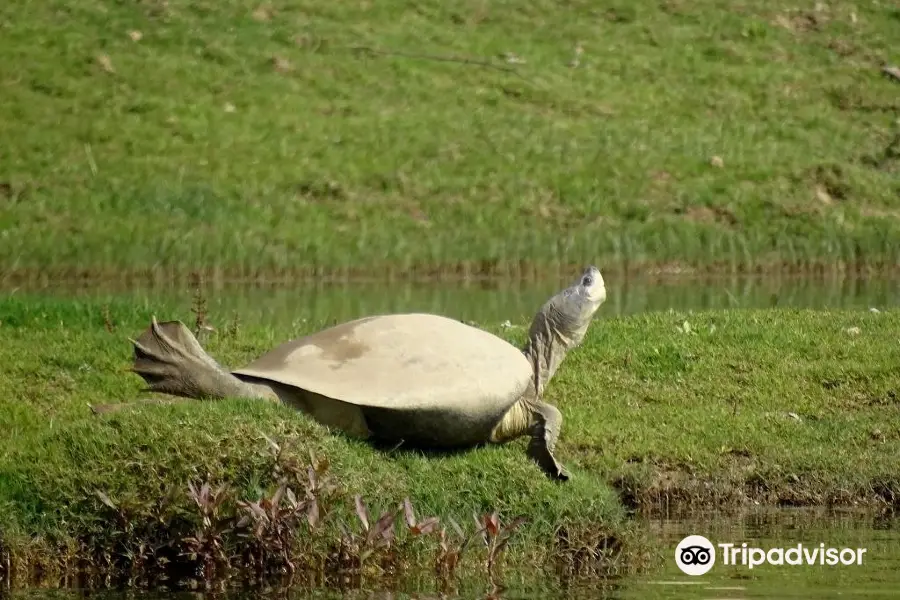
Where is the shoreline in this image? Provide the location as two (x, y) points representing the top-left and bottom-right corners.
(1, 481), (894, 591)
(2, 259), (898, 292)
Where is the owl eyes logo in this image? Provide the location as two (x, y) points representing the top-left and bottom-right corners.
(681, 545), (712, 565)
(675, 535), (716, 575)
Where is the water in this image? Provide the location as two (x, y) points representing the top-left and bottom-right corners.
(620, 508), (900, 599)
(6, 274), (898, 327)
(5, 508), (898, 598)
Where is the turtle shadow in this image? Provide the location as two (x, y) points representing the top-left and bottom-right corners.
(366, 437), (485, 460)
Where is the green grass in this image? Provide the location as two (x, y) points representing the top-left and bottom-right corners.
(558, 307), (900, 508)
(2, 0), (900, 280)
(0, 294), (898, 584)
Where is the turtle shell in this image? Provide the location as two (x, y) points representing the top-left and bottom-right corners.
(231, 313), (532, 415)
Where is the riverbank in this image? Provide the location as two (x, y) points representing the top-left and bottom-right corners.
(2, 1), (899, 277)
(1, 295), (897, 586)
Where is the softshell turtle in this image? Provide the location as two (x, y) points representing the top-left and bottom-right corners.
(122, 266), (606, 480)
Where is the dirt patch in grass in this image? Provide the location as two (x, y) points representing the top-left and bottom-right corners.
(609, 459), (900, 516)
(680, 205), (739, 227)
(772, 11), (828, 35)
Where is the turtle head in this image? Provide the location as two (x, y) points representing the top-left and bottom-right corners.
(567, 264), (607, 321)
(547, 265), (607, 342)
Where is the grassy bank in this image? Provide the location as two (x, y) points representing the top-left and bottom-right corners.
(0, 295), (640, 588)
(1, 294), (898, 586)
(2, 0), (900, 281)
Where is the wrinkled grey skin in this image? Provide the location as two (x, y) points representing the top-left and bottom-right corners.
(95, 266), (607, 480)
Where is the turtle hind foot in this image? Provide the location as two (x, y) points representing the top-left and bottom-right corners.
(131, 316), (237, 399)
(527, 402), (570, 482)
(528, 441), (570, 482)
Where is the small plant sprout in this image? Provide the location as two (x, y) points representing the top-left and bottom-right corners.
(402, 497), (440, 537)
(189, 274), (214, 339)
(235, 481), (309, 574)
(477, 511), (528, 578)
(433, 516), (483, 578)
(182, 480), (230, 577)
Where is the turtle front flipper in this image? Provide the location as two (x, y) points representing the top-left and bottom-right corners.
(131, 317), (277, 402)
(527, 402), (570, 481)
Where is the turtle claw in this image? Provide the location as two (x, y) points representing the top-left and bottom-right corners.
(527, 401), (570, 482)
(527, 439), (570, 482)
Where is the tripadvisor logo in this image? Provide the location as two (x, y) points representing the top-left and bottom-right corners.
(675, 535), (716, 576)
(675, 535), (868, 576)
